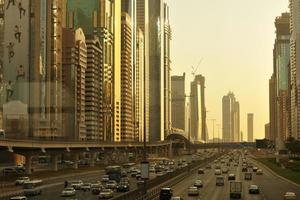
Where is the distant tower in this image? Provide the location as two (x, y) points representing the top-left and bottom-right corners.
(247, 113), (254, 142)
(222, 92), (240, 142)
(190, 75), (206, 142)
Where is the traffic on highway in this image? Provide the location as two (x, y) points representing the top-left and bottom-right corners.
(4, 151), (215, 200)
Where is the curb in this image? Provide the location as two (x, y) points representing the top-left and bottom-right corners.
(250, 156), (300, 188)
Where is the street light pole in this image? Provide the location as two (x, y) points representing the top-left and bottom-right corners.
(217, 124), (221, 153)
(208, 119), (216, 143)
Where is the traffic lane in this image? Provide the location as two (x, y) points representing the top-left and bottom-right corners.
(250, 158), (300, 200)
(235, 163), (263, 200)
(172, 161), (227, 200)
(25, 170), (157, 200)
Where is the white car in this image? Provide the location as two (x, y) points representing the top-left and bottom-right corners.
(99, 189), (114, 199)
(70, 180), (83, 190)
(10, 196), (27, 200)
(215, 169), (221, 175)
(81, 183), (91, 191)
(188, 186), (199, 196)
(194, 180), (203, 188)
(284, 192), (296, 200)
(105, 180), (117, 189)
(101, 175), (110, 183)
(256, 169), (263, 175)
(15, 177), (30, 185)
(61, 187), (76, 197)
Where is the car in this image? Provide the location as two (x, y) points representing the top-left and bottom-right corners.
(61, 187), (76, 197)
(98, 189), (114, 199)
(215, 169), (221, 175)
(81, 183), (91, 191)
(198, 168), (204, 174)
(194, 179), (203, 188)
(3, 167), (17, 174)
(156, 171), (164, 177)
(15, 164), (25, 173)
(216, 176), (225, 186)
(101, 175), (110, 183)
(215, 165), (221, 169)
(9, 196), (27, 200)
(105, 180), (117, 190)
(136, 173), (142, 180)
(252, 167), (258, 172)
(248, 185), (259, 194)
(256, 169), (263, 175)
(234, 163), (238, 167)
(160, 188), (173, 200)
(91, 184), (103, 195)
(171, 197), (183, 200)
(136, 180), (145, 187)
(242, 167), (248, 172)
(15, 177), (30, 185)
(228, 174), (236, 181)
(206, 165), (212, 169)
(284, 192), (296, 200)
(244, 172), (252, 180)
(222, 168), (228, 174)
(70, 180), (83, 190)
(116, 182), (130, 192)
(188, 186), (199, 196)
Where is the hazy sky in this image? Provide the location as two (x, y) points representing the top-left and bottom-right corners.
(167, 0), (289, 140)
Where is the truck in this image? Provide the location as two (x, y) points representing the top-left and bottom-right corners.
(230, 181), (242, 199)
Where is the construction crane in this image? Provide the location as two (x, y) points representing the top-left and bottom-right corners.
(191, 58), (203, 78)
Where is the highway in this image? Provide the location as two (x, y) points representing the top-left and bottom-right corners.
(171, 153), (300, 200)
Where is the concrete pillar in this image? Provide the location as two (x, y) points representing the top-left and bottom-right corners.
(25, 155), (32, 175)
(90, 152), (96, 167)
(51, 154), (59, 171)
(168, 144), (173, 158)
(72, 154), (79, 169)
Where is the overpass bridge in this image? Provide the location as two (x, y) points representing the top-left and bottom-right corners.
(0, 134), (255, 174)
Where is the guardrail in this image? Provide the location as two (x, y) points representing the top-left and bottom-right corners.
(112, 154), (222, 200)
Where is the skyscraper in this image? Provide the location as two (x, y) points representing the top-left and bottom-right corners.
(85, 36), (103, 141)
(222, 92), (240, 142)
(247, 113), (254, 142)
(67, 0), (121, 141)
(62, 28), (87, 140)
(290, 0), (300, 140)
(136, 0), (149, 142)
(190, 75), (206, 142)
(273, 12), (290, 142)
(265, 123), (270, 140)
(148, 0), (164, 142)
(120, 12), (134, 141)
(163, 3), (172, 138)
(171, 73), (185, 131)
(2, 0), (63, 139)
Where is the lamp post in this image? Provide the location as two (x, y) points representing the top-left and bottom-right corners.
(208, 119), (216, 143)
(217, 124), (221, 153)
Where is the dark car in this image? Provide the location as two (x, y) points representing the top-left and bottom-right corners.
(228, 174), (236, 181)
(198, 168), (204, 174)
(242, 167), (247, 172)
(160, 188), (173, 200)
(116, 182), (130, 192)
(249, 185), (260, 194)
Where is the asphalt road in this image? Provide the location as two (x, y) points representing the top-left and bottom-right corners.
(21, 170), (160, 200)
(171, 154), (300, 200)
